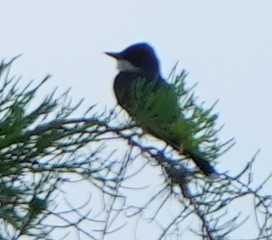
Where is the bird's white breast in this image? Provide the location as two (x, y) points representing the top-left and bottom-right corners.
(117, 59), (140, 72)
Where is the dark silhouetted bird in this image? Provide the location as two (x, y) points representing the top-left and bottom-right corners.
(105, 42), (215, 176)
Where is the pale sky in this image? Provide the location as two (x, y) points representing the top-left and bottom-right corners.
(1, 1), (272, 239)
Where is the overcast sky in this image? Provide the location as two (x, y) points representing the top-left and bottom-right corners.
(1, 1), (272, 239)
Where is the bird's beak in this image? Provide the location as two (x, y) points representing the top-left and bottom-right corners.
(104, 51), (122, 59)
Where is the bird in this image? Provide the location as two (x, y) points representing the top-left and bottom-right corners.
(105, 42), (215, 176)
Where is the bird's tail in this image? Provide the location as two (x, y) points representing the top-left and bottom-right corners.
(188, 151), (216, 176)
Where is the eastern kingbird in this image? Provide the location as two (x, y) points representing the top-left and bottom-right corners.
(105, 42), (215, 176)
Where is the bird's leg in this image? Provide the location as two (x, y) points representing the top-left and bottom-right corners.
(179, 143), (185, 154)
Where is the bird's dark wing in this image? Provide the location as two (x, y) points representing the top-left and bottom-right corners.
(114, 72), (215, 176)
(114, 71), (173, 113)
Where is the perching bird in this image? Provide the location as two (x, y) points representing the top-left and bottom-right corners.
(105, 42), (215, 176)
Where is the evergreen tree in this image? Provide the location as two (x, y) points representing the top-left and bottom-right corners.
(0, 58), (271, 240)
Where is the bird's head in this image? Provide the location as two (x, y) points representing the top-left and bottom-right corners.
(105, 42), (161, 79)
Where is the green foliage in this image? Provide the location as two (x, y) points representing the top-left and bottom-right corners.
(172, 70), (232, 159)
(126, 70), (232, 163)
(0, 57), (237, 240)
(0, 58), (113, 239)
